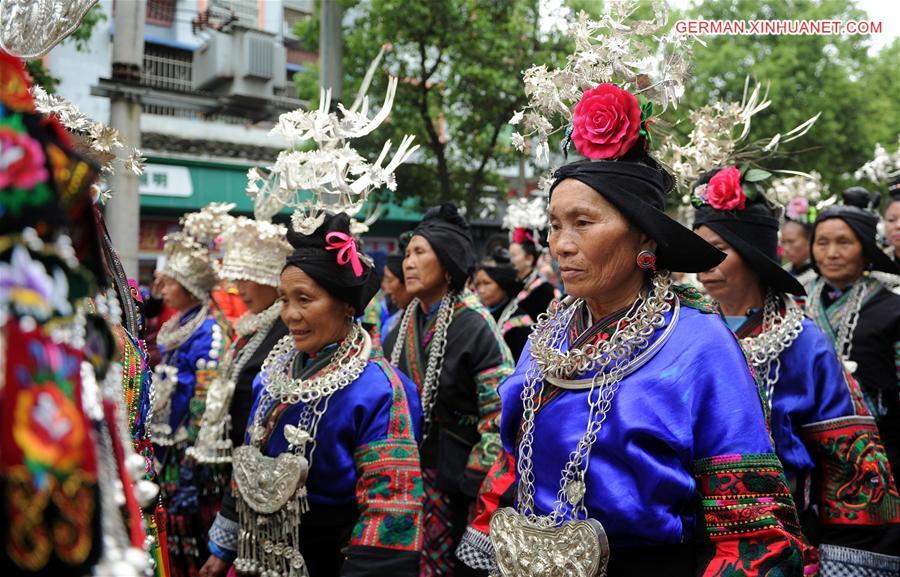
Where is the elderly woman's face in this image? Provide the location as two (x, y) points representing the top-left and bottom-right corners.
(235, 279), (279, 314)
(474, 269), (507, 308)
(548, 179), (646, 302)
(885, 200), (900, 253)
(160, 276), (199, 312)
(813, 219), (866, 288)
(403, 235), (447, 299)
(279, 266), (354, 355)
(508, 243), (535, 278)
(382, 266), (412, 309)
(695, 226), (761, 304)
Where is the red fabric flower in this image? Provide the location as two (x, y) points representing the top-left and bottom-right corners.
(571, 83), (642, 160)
(0, 127), (48, 190)
(706, 167), (746, 211)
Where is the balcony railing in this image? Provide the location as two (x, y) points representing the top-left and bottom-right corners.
(143, 45), (192, 92)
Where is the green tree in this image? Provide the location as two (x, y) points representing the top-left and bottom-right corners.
(296, 0), (570, 214)
(679, 0), (900, 198)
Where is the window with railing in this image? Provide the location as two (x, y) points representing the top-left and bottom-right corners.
(210, 0), (258, 28)
(142, 43), (193, 92)
(146, 0), (176, 26)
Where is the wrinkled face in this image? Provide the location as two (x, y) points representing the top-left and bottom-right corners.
(235, 279), (279, 314)
(695, 226), (761, 304)
(780, 221), (810, 268)
(381, 267), (412, 309)
(160, 276), (199, 312)
(473, 269), (507, 308)
(548, 179), (645, 300)
(279, 266), (353, 355)
(885, 201), (900, 253)
(508, 242), (535, 279)
(813, 219), (866, 288)
(403, 235), (447, 300)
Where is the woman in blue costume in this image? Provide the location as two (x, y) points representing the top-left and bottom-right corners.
(691, 171), (900, 576)
(202, 213), (425, 577)
(457, 83), (807, 576)
(150, 212), (230, 577)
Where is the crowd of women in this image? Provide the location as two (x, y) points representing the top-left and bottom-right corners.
(3, 5), (900, 577)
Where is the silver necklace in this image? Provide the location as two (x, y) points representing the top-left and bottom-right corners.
(806, 277), (868, 374)
(188, 301), (282, 463)
(740, 291), (804, 410)
(157, 302), (210, 351)
(234, 301), (282, 337)
(490, 272), (675, 577)
(233, 323), (372, 577)
(497, 270), (540, 329)
(389, 291), (456, 434)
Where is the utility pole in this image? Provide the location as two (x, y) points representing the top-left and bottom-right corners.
(106, 0), (146, 279)
(319, 0), (343, 104)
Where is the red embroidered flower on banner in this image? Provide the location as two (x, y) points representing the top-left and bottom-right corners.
(706, 166), (747, 211)
(0, 127), (49, 190)
(571, 83), (642, 160)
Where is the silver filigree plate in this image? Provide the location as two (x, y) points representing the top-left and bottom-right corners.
(232, 445), (309, 515)
(0, 0), (98, 58)
(490, 507), (609, 577)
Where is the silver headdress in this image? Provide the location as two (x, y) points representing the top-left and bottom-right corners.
(503, 196), (547, 248)
(246, 46), (419, 236)
(218, 217), (291, 288)
(658, 77), (820, 201)
(510, 1), (695, 166)
(159, 203), (235, 301)
(853, 137), (900, 187)
(30, 85), (145, 204)
(0, 0), (98, 58)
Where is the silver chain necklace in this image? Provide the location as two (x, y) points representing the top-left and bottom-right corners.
(157, 302), (210, 351)
(489, 273), (676, 577)
(233, 323), (372, 577)
(806, 277), (868, 374)
(389, 291), (456, 434)
(188, 301), (282, 463)
(740, 291), (805, 410)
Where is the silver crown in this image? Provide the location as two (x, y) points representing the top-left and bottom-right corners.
(159, 203), (235, 300)
(219, 217), (291, 288)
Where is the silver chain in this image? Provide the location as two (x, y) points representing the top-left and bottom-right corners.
(805, 277), (868, 367)
(517, 272), (675, 526)
(740, 291), (805, 410)
(389, 291), (457, 434)
(259, 323), (370, 406)
(157, 302), (210, 351)
(234, 300), (282, 338)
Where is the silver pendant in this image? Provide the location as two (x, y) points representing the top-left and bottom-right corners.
(233, 445), (309, 515)
(489, 508), (609, 577)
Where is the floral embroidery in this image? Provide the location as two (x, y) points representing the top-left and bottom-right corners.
(801, 415), (900, 525)
(350, 360), (424, 552)
(693, 453), (807, 577)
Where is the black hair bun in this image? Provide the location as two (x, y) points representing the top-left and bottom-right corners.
(491, 246), (512, 265)
(422, 203), (470, 231)
(842, 187), (878, 210)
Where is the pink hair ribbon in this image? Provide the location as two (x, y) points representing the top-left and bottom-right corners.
(325, 232), (363, 277)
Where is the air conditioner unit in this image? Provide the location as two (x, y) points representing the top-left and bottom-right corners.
(193, 26), (286, 102)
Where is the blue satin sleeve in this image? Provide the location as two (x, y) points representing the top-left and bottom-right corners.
(498, 306), (776, 547)
(164, 317), (218, 430)
(768, 318), (856, 478)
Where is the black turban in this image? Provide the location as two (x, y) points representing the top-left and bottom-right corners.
(385, 255), (405, 282)
(692, 169), (805, 295)
(284, 213), (380, 315)
(550, 157), (724, 273)
(812, 188), (899, 275)
(412, 203), (475, 290)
